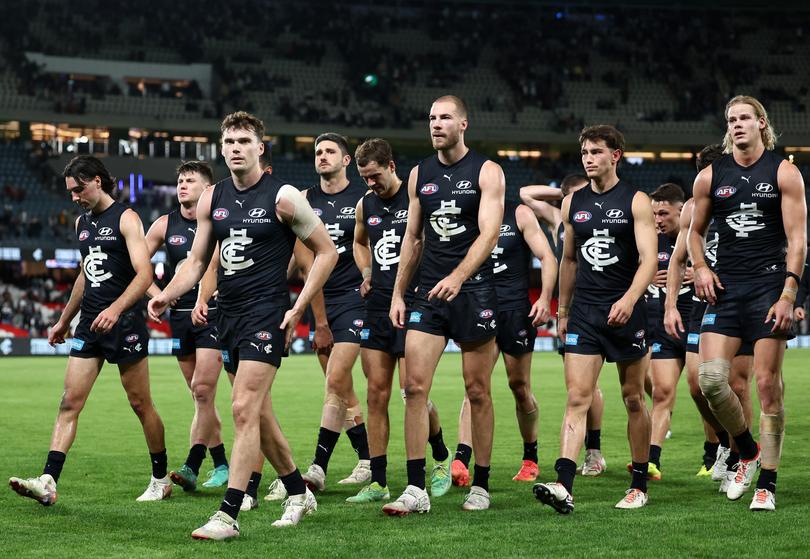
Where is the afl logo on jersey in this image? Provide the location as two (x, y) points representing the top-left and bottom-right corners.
(420, 183), (439, 195)
(98, 227), (113, 236)
(367, 215), (382, 226)
(249, 208), (267, 218)
(79, 230), (90, 241)
(573, 211), (592, 223)
(479, 309), (494, 319)
(658, 252), (670, 262)
(715, 186), (736, 198)
(168, 235), (187, 246)
(455, 180), (472, 190)
(255, 331), (272, 341)
(313, 208), (323, 217)
(755, 183), (774, 193)
(213, 208), (229, 220)
(125, 334), (139, 343)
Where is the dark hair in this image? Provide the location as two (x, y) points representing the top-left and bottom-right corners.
(315, 132), (350, 157)
(355, 138), (393, 168)
(176, 160), (214, 184)
(579, 125), (625, 153)
(433, 95), (468, 119)
(260, 143), (273, 169)
(63, 155), (115, 194)
(560, 174), (589, 196)
(696, 144), (724, 171)
(220, 111), (264, 142)
(650, 183), (685, 205)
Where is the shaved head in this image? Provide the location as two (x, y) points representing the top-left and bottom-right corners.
(433, 95), (468, 119)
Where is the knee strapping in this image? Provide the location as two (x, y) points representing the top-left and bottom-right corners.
(698, 359), (731, 399)
(760, 410), (785, 470)
(344, 403), (363, 428)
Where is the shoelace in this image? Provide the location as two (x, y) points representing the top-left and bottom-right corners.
(754, 489), (769, 503)
(625, 489), (640, 502)
(734, 462), (747, 483)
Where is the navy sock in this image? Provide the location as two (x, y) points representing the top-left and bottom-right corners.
(150, 449), (167, 479)
(185, 444), (207, 476)
(716, 430), (730, 448)
(756, 469), (777, 493)
(704, 441), (720, 468)
(279, 469), (306, 496)
(209, 443), (228, 468)
(428, 428), (449, 462)
(370, 455), (387, 487)
(455, 444), (472, 468)
(585, 429), (601, 451)
(649, 444), (662, 469)
(554, 458), (577, 494)
(732, 430), (758, 461)
(523, 440), (538, 463)
(43, 450), (66, 483)
(406, 458), (426, 490)
(313, 427), (341, 473)
(726, 451), (740, 470)
(246, 471), (262, 499)
(219, 487), (244, 520)
(472, 464), (490, 492)
(630, 461), (648, 493)
(346, 423), (370, 461)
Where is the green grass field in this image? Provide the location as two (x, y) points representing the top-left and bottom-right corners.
(2, 351), (809, 558)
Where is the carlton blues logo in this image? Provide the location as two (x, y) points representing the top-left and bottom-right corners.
(168, 235), (187, 245)
(573, 211), (592, 223)
(715, 186), (736, 198)
(79, 230), (90, 241)
(213, 208), (229, 220)
(367, 215), (382, 226)
(420, 183), (439, 195)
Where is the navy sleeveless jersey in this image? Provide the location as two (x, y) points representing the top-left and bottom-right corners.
(77, 202), (138, 316)
(646, 233), (693, 318)
(491, 201), (531, 310)
(710, 150), (785, 279)
(307, 181), (367, 303)
(164, 210), (216, 311)
(362, 184), (417, 312)
(210, 173), (296, 314)
(416, 149), (492, 292)
(569, 180), (639, 304)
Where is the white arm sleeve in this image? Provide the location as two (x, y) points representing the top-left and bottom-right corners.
(277, 183), (320, 240)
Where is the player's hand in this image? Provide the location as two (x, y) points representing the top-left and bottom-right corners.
(664, 306), (684, 339)
(147, 295), (169, 322)
(390, 294), (407, 329)
(529, 298), (551, 327)
(607, 295), (634, 326)
(359, 277), (372, 299)
(766, 298), (794, 334)
(48, 319), (70, 346)
(280, 307), (304, 352)
(683, 266), (695, 285)
(428, 273), (463, 302)
(653, 269), (668, 288)
(693, 266), (723, 305)
(191, 301), (208, 327)
(557, 316), (569, 341)
(91, 305), (120, 334)
(794, 306), (806, 321)
(312, 323), (334, 353)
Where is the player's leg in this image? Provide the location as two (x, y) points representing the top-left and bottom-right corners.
(453, 396), (473, 486)
(686, 350), (727, 476)
(170, 354), (204, 491)
(347, 347), (395, 503)
(581, 383), (607, 476)
(503, 351), (540, 482)
(192, 348), (229, 488)
(616, 354), (652, 508)
(9, 355), (102, 505)
(648, 357), (684, 478)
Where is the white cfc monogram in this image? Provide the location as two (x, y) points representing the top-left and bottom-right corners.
(221, 228), (255, 276)
(326, 223), (346, 254)
(582, 229), (618, 271)
(727, 202), (765, 238)
(491, 245), (507, 273)
(84, 246), (112, 287)
(430, 200), (466, 241)
(374, 229), (401, 270)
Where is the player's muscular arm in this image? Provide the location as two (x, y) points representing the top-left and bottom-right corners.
(144, 214), (167, 299)
(519, 185), (563, 228)
(688, 167), (723, 305)
(517, 203), (557, 325)
(391, 167), (423, 327)
(556, 194), (577, 340)
(429, 160), (505, 302)
(353, 197), (372, 298)
(50, 221), (86, 345)
(277, 185), (339, 349)
(149, 187), (216, 320)
(767, 161), (808, 333)
(663, 199), (692, 337)
(92, 209), (152, 333)
(607, 191), (657, 326)
(192, 243), (219, 327)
